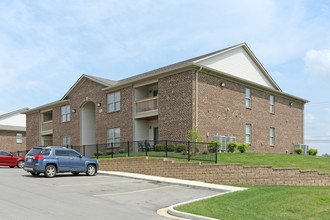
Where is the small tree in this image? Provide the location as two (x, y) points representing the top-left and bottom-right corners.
(226, 141), (237, 153)
(307, 148), (317, 156)
(294, 148), (303, 155)
(237, 143), (249, 153)
(187, 126), (205, 143)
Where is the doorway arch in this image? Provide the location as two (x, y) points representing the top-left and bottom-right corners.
(80, 101), (96, 157)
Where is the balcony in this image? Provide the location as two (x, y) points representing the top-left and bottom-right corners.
(135, 97), (158, 119)
(41, 120), (53, 135)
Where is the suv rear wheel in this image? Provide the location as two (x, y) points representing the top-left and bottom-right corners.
(45, 165), (56, 178)
(86, 164), (96, 176)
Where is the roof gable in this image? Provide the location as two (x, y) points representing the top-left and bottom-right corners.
(194, 44), (281, 91)
(61, 74), (117, 100)
(0, 108), (28, 127)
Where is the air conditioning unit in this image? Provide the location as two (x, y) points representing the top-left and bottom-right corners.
(294, 144), (309, 155)
(213, 135), (236, 152)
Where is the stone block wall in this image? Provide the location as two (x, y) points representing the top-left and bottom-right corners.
(98, 157), (330, 186)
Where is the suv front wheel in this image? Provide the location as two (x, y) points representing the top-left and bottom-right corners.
(45, 165), (56, 178)
(86, 164), (96, 176)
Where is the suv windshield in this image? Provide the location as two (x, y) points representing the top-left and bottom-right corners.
(27, 148), (51, 156)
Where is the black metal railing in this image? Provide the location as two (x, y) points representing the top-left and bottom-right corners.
(69, 140), (219, 163)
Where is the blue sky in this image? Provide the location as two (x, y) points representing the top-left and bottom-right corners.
(1, 0), (330, 155)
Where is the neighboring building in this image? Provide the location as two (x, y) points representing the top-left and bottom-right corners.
(24, 43), (308, 154)
(0, 108), (29, 156)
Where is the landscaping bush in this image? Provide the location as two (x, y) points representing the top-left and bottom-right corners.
(237, 143), (249, 153)
(208, 140), (221, 153)
(166, 144), (175, 152)
(176, 144), (188, 153)
(106, 150), (114, 155)
(154, 144), (165, 152)
(118, 149), (126, 154)
(226, 141), (237, 153)
(181, 151), (187, 155)
(93, 152), (103, 156)
(202, 150), (209, 155)
(307, 148), (317, 156)
(294, 148), (303, 155)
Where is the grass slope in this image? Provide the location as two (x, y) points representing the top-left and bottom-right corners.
(218, 153), (330, 174)
(176, 185), (330, 220)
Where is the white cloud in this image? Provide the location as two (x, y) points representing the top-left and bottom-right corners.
(304, 48), (330, 77)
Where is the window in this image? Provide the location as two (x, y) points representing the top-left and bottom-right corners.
(107, 128), (120, 147)
(270, 95), (275, 113)
(55, 149), (69, 157)
(16, 133), (22, 144)
(107, 92), (120, 112)
(270, 128), (275, 146)
(245, 124), (251, 144)
(61, 136), (71, 146)
(61, 105), (70, 122)
(245, 88), (251, 108)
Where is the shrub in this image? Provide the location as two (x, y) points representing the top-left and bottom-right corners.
(106, 150), (114, 155)
(154, 144), (165, 152)
(181, 151), (187, 155)
(208, 140), (221, 153)
(294, 148), (303, 155)
(226, 141), (237, 153)
(93, 152), (103, 156)
(166, 144), (175, 152)
(176, 144), (188, 153)
(307, 148), (318, 156)
(237, 143), (249, 153)
(202, 150), (209, 155)
(118, 149), (126, 154)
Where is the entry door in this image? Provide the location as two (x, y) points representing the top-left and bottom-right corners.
(153, 127), (159, 145)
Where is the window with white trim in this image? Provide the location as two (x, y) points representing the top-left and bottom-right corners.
(107, 128), (120, 147)
(245, 88), (251, 108)
(61, 136), (71, 146)
(61, 105), (70, 122)
(107, 92), (120, 112)
(270, 128), (275, 146)
(16, 133), (22, 144)
(270, 95), (275, 113)
(245, 124), (251, 144)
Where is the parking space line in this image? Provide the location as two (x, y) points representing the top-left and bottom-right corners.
(59, 180), (135, 187)
(93, 185), (177, 197)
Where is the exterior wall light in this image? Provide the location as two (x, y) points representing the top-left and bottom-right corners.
(289, 102), (293, 107)
(220, 82), (225, 87)
(97, 103), (101, 107)
(72, 109), (76, 113)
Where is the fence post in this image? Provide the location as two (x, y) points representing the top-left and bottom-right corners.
(96, 144), (99, 160)
(111, 143), (114, 158)
(188, 141), (190, 162)
(165, 140), (168, 158)
(127, 141), (130, 157)
(215, 142), (218, 164)
(145, 140), (148, 157)
(83, 145), (85, 156)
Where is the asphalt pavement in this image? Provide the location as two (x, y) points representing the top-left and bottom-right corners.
(0, 167), (239, 220)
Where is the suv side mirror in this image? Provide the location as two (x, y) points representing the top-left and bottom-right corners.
(79, 155), (83, 158)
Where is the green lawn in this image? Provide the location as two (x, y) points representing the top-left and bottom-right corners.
(176, 185), (330, 220)
(218, 153), (330, 174)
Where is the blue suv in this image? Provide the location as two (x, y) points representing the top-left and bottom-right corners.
(24, 146), (98, 178)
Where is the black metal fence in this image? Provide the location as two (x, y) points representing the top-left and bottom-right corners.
(69, 140), (219, 163)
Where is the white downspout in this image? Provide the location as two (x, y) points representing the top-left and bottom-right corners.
(195, 67), (203, 129)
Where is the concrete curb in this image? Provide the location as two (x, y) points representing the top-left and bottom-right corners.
(98, 171), (247, 220)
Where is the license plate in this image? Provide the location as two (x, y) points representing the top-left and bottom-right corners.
(27, 159), (32, 162)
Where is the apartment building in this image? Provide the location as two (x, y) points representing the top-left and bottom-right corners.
(0, 108), (28, 156)
(24, 43), (308, 154)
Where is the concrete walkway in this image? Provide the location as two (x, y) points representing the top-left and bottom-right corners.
(98, 171), (247, 220)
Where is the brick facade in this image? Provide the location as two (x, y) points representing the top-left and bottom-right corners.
(197, 72), (304, 153)
(99, 157), (330, 186)
(0, 130), (26, 154)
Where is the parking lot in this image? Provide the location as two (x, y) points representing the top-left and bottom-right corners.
(0, 167), (226, 220)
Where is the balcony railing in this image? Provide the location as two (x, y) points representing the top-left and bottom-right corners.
(41, 120), (53, 133)
(136, 97), (158, 114)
